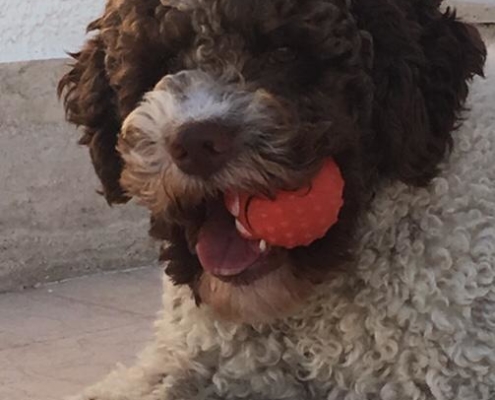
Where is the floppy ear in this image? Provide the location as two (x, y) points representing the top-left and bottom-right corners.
(58, 1), (193, 204)
(58, 32), (128, 204)
(367, 5), (486, 186)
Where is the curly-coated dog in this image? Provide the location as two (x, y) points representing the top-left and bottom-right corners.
(59, 0), (495, 399)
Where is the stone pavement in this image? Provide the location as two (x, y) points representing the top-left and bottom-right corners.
(0, 267), (163, 400)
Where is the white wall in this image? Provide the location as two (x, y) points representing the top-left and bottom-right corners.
(0, 0), (104, 63)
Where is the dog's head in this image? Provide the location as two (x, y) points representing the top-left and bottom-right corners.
(59, 0), (485, 322)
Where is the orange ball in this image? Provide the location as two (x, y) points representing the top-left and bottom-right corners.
(225, 158), (345, 249)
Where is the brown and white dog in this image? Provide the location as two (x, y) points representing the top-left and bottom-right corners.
(59, 2), (495, 399)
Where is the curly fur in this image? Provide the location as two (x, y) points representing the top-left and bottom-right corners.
(69, 46), (495, 400)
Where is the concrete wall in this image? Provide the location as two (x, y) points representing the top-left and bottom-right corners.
(448, 0), (495, 23)
(0, 0), (103, 63)
(0, 60), (157, 292)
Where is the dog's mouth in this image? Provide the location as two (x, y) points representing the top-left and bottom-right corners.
(195, 201), (275, 280)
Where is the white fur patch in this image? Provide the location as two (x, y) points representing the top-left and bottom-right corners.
(124, 70), (277, 142)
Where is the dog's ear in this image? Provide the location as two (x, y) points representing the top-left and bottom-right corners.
(58, 2), (193, 204)
(58, 33), (129, 204)
(370, 8), (486, 186)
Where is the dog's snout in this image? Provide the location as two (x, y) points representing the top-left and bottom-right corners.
(170, 121), (236, 178)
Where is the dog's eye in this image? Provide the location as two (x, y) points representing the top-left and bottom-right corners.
(269, 47), (297, 64)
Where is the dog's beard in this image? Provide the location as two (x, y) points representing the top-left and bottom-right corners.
(198, 263), (314, 323)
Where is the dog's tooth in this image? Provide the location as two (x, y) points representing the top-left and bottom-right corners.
(229, 194), (240, 217)
(259, 240), (267, 253)
(235, 219), (252, 238)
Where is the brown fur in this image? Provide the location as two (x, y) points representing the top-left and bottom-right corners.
(59, 0), (486, 323)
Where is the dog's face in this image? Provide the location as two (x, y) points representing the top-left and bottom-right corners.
(117, 0), (370, 322)
(59, 0), (485, 323)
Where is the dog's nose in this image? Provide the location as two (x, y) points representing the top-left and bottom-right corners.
(169, 121), (236, 178)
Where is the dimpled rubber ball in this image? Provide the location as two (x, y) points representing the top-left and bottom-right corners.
(225, 158), (345, 249)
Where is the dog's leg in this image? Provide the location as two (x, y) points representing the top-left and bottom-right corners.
(66, 345), (168, 400)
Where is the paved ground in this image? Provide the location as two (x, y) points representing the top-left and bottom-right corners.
(0, 267), (163, 400)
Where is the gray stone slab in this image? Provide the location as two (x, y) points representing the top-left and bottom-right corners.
(0, 267), (161, 400)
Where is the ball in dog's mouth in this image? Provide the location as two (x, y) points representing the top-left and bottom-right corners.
(195, 159), (345, 279)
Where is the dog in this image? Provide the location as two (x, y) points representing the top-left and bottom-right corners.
(59, 0), (494, 398)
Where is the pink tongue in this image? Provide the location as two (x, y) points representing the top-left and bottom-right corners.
(195, 203), (261, 277)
